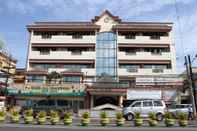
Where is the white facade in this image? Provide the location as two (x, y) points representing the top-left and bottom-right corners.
(26, 10), (177, 80)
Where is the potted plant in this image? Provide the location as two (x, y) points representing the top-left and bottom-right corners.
(0, 111), (6, 123)
(11, 110), (20, 123)
(37, 111), (46, 125)
(100, 112), (110, 126)
(50, 110), (60, 125)
(81, 112), (90, 126)
(148, 112), (158, 127)
(164, 112), (175, 127)
(134, 112), (143, 127)
(63, 112), (72, 126)
(24, 109), (34, 124)
(178, 112), (188, 127)
(116, 112), (125, 127)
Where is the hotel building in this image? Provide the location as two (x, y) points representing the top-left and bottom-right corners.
(8, 10), (183, 110)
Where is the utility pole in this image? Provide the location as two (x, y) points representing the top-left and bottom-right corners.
(185, 55), (197, 119)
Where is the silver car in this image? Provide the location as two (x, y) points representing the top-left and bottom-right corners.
(168, 104), (192, 117)
(123, 99), (166, 121)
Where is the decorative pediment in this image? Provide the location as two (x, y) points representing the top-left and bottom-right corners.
(92, 10), (121, 23)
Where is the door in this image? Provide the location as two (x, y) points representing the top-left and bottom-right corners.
(131, 101), (142, 113)
(141, 100), (153, 117)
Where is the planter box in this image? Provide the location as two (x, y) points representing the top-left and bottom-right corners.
(179, 120), (188, 127)
(64, 118), (72, 126)
(24, 116), (34, 124)
(134, 119), (143, 127)
(100, 118), (110, 126)
(81, 118), (89, 126)
(37, 117), (46, 125)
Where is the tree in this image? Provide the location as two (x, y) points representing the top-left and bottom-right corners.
(46, 71), (62, 84)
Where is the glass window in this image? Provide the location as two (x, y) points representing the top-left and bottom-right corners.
(96, 32), (117, 80)
(57, 100), (68, 106)
(153, 101), (163, 107)
(132, 102), (141, 107)
(143, 101), (153, 107)
(48, 100), (55, 106)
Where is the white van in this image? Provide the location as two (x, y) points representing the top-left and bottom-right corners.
(123, 99), (166, 121)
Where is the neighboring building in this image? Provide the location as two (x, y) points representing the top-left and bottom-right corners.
(8, 10), (182, 110)
(0, 51), (17, 90)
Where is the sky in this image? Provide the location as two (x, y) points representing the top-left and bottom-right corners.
(0, 0), (197, 74)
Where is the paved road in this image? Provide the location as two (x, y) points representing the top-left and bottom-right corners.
(0, 125), (197, 131)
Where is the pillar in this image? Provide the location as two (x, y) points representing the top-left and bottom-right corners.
(119, 96), (123, 107)
(90, 95), (94, 109)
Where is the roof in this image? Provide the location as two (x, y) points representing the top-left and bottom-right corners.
(0, 51), (17, 63)
(27, 10), (173, 32)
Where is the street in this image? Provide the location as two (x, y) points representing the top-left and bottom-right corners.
(0, 124), (197, 131)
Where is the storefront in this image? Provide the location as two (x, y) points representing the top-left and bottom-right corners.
(7, 83), (86, 112)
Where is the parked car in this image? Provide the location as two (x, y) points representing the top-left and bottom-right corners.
(123, 99), (166, 121)
(168, 104), (192, 118)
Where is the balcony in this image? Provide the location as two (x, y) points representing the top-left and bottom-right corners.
(81, 68), (96, 76)
(118, 68), (176, 76)
(118, 51), (171, 60)
(118, 36), (171, 44)
(31, 35), (96, 44)
(29, 51), (95, 60)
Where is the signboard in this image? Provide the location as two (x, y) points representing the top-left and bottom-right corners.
(162, 90), (177, 101)
(136, 77), (183, 86)
(127, 90), (161, 100)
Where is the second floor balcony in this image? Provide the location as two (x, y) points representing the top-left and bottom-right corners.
(29, 51), (95, 60)
(118, 51), (172, 60)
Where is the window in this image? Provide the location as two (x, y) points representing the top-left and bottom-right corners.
(63, 76), (80, 83)
(27, 75), (44, 83)
(42, 34), (52, 39)
(57, 100), (68, 106)
(153, 101), (163, 107)
(152, 68), (163, 73)
(125, 34), (136, 39)
(72, 34), (83, 39)
(132, 102), (141, 107)
(143, 101), (153, 107)
(40, 49), (50, 55)
(71, 50), (81, 55)
(48, 100), (55, 106)
(150, 35), (160, 40)
(96, 32), (117, 80)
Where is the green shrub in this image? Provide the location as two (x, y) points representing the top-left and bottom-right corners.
(37, 111), (46, 118)
(164, 112), (173, 119)
(82, 112), (89, 119)
(24, 109), (33, 117)
(11, 110), (19, 117)
(148, 112), (157, 120)
(178, 112), (187, 120)
(50, 110), (59, 118)
(100, 112), (108, 119)
(134, 112), (142, 119)
(64, 112), (72, 119)
(0, 111), (5, 117)
(116, 112), (123, 119)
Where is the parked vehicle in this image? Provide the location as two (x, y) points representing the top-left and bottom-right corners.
(168, 104), (192, 118)
(123, 99), (166, 121)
